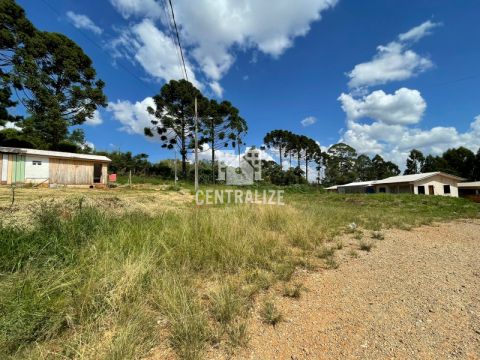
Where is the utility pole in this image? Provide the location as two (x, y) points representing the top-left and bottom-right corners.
(174, 149), (178, 187)
(194, 96), (199, 192)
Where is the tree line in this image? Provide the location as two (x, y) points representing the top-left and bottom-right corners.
(0, 0), (106, 151)
(404, 147), (480, 181)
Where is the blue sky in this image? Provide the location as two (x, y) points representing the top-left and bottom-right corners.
(16, 0), (480, 166)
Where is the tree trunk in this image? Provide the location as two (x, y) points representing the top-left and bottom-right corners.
(305, 158), (309, 180)
(279, 146), (283, 169)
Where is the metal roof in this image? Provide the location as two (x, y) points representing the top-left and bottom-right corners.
(0, 147), (111, 162)
(338, 180), (376, 188)
(324, 185), (338, 190)
(373, 172), (464, 185)
(458, 181), (480, 188)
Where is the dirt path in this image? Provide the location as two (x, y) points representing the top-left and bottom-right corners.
(233, 220), (480, 359)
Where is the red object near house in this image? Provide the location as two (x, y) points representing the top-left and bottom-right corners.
(108, 173), (117, 182)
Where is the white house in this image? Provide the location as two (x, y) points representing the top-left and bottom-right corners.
(372, 172), (464, 197)
(331, 172), (465, 197)
(0, 147), (111, 187)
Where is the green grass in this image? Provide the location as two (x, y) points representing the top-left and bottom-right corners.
(260, 301), (282, 326)
(0, 191), (478, 359)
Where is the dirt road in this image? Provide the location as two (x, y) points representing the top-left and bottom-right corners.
(234, 220), (480, 359)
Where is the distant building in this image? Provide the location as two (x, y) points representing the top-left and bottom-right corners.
(0, 147), (111, 187)
(372, 172), (464, 196)
(332, 172), (465, 197)
(458, 181), (480, 202)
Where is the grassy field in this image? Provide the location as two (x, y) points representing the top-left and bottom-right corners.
(0, 184), (479, 359)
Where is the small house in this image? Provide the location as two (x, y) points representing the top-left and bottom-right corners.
(0, 147), (111, 187)
(372, 172), (464, 197)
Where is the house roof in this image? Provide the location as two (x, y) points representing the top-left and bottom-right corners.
(338, 180), (377, 188)
(374, 172), (464, 185)
(324, 185), (338, 190)
(0, 147), (111, 162)
(458, 181), (480, 188)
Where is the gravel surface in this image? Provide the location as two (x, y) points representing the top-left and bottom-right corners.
(230, 220), (480, 360)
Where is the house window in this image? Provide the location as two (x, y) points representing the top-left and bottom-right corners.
(443, 185), (451, 194)
(418, 186), (425, 194)
(379, 187), (386, 193)
(32, 160), (42, 166)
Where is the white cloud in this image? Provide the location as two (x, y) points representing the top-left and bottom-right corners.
(109, 0), (163, 19)
(338, 88), (426, 125)
(398, 20), (440, 43)
(341, 107), (480, 168)
(110, 0), (338, 95)
(209, 81), (224, 97)
(85, 110), (103, 126)
(301, 116), (317, 127)
(0, 121), (21, 131)
(347, 20), (440, 89)
(107, 97), (157, 135)
(66, 11), (103, 35)
(111, 19), (200, 88)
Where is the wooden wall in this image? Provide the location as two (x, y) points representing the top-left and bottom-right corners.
(49, 159), (107, 185)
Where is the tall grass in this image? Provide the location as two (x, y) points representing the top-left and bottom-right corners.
(0, 193), (478, 359)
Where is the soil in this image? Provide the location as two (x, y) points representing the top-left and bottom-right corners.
(226, 220), (480, 360)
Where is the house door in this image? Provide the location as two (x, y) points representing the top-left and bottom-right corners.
(428, 185), (434, 195)
(12, 154), (25, 183)
(93, 163), (102, 183)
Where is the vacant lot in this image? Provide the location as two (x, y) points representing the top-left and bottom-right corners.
(0, 184), (479, 359)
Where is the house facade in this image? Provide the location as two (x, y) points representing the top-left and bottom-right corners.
(0, 147), (111, 186)
(333, 172), (465, 197)
(372, 172), (463, 197)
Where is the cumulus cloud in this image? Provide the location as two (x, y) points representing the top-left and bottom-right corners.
(111, 19), (200, 87)
(109, 0), (338, 95)
(301, 116), (317, 127)
(347, 20), (440, 89)
(341, 108), (480, 167)
(107, 97), (156, 135)
(85, 110), (103, 126)
(338, 88), (426, 125)
(66, 11), (103, 35)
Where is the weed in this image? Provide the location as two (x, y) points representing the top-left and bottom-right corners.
(336, 241), (344, 249)
(325, 256), (339, 269)
(282, 283), (303, 298)
(371, 231), (384, 240)
(353, 231), (363, 240)
(226, 321), (248, 348)
(210, 284), (244, 325)
(260, 301), (282, 326)
(349, 249), (359, 258)
(359, 240), (374, 252)
(316, 246), (335, 259)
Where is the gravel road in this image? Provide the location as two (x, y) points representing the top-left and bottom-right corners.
(233, 220), (480, 360)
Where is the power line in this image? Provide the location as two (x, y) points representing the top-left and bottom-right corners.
(160, 0), (185, 80)
(166, 0), (189, 82)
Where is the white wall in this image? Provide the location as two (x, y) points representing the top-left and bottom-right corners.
(413, 175), (459, 197)
(25, 155), (50, 183)
(1, 154), (7, 182)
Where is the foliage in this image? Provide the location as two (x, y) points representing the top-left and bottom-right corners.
(200, 99), (247, 183)
(0, 0), (106, 149)
(404, 149), (425, 175)
(415, 147), (480, 180)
